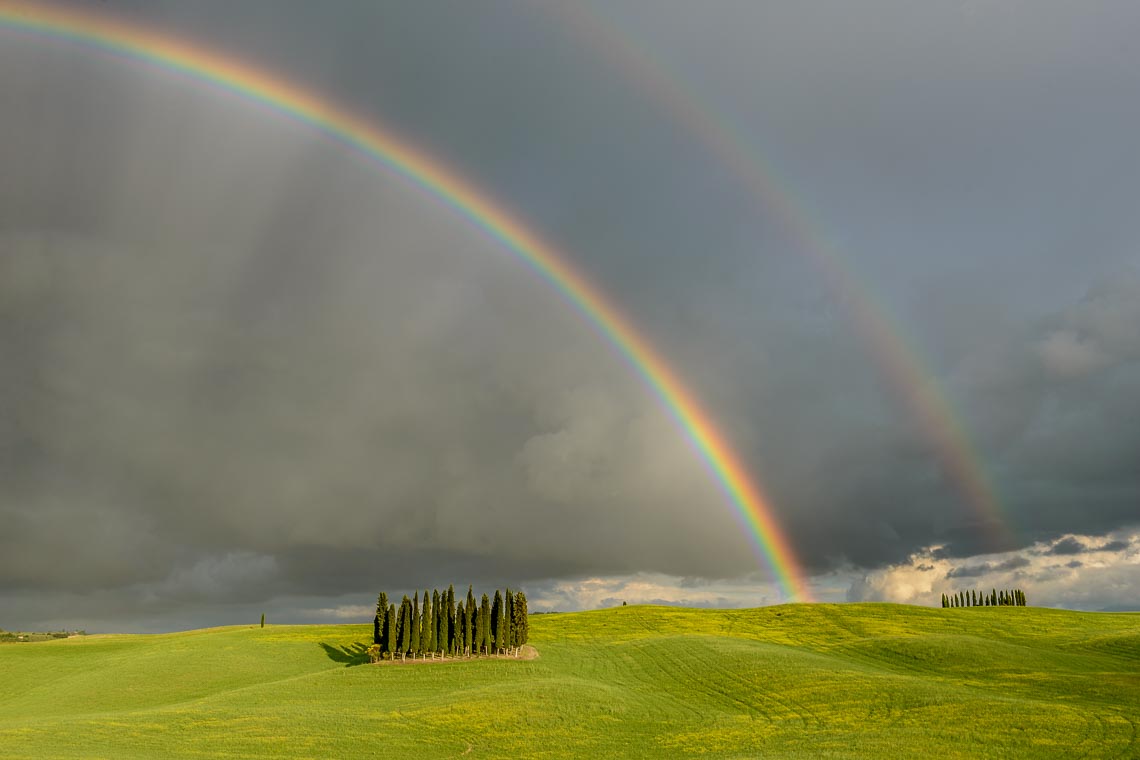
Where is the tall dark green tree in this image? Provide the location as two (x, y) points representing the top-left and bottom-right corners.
(505, 588), (515, 650)
(480, 593), (491, 654)
(410, 592), (421, 656)
(444, 585), (453, 654)
(430, 592), (440, 656)
(514, 590), (528, 646)
(471, 601), (480, 656)
(385, 604), (396, 657)
(466, 586), (476, 654)
(455, 601), (465, 657)
(397, 596), (411, 658)
(421, 592), (433, 651)
(374, 592), (389, 646)
(491, 590), (503, 654)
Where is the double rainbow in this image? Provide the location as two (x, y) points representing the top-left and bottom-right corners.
(0, 1), (812, 600)
(554, 5), (1008, 540)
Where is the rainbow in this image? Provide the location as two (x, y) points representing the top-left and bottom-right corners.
(553, 6), (1009, 542)
(0, 1), (813, 600)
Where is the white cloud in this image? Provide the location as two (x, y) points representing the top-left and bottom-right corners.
(305, 604), (375, 621)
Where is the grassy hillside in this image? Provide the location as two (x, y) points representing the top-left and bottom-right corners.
(1, 604), (1137, 758)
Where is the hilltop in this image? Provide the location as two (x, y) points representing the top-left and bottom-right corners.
(1, 603), (1137, 758)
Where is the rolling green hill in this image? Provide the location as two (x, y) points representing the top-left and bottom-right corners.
(1, 604), (1137, 758)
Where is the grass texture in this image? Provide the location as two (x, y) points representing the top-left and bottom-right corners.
(1, 603), (1137, 758)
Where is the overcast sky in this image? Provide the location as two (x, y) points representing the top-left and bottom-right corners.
(2, 1), (1137, 631)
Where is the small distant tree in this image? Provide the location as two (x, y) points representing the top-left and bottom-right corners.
(260, 613), (265, 628)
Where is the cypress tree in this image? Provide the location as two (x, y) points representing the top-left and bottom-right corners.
(941, 593), (947, 608)
(410, 592), (421, 656)
(462, 599), (469, 644)
(374, 592), (389, 645)
(397, 597), (410, 658)
(514, 590), (528, 647)
(471, 601), (480, 656)
(480, 593), (491, 654)
(455, 601), (465, 656)
(467, 596), (476, 655)
(503, 592), (513, 656)
(492, 590), (504, 653)
(385, 603), (396, 657)
(446, 585), (456, 654)
(505, 587), (515, 652)
(433, 592), (442, 656)
(466, 586), (476, 655)
(425, 590), (436, 654)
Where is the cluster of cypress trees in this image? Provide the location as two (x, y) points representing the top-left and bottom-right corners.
(371, 585), (529, 661)
(941, 588), (1026, 608)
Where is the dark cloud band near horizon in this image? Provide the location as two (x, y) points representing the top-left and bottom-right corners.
(2, 0), (1139, 630)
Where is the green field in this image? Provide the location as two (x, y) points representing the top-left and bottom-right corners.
(2, 604), (1137, 758)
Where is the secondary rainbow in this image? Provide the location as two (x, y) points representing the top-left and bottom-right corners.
(0, 1), (813, 600)
(553, 5), (1009, 542)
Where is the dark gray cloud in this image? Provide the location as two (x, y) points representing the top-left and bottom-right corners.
(946, 556), (1031, 579)
(1047, 537), (1089, 556)
(3, 1), (1140, 629)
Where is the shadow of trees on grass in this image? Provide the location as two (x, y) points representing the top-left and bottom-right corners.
(319, 642), (370, 667)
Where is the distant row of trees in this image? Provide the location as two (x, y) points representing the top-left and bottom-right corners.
(941, 588), (1026, 608)
(370, 586), (529, 661)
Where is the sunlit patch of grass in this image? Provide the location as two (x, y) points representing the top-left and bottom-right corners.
(1, 604), (1137, 758)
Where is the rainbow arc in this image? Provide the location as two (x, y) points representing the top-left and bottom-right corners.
(0, 1), (813, 600)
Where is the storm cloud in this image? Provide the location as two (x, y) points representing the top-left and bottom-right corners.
(2, 1), (1139, 629)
